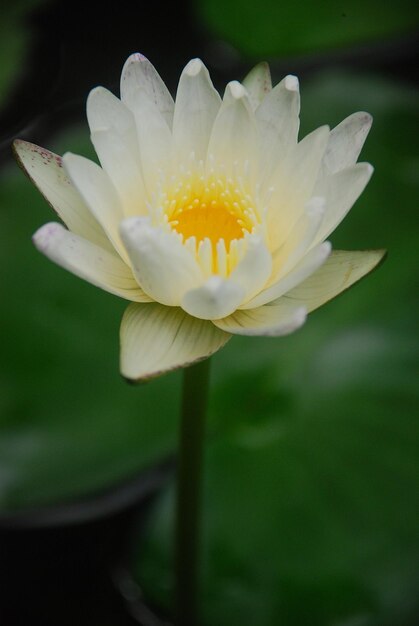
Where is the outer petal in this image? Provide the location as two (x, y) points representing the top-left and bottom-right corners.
(310, 163), (374, 249)
(90, 128), (146, 217)
(33, 222), (150, 302)
(120, 302), (230, 381)
(321, 112), (372, 176)
(173, 58), (221, 163)
(213, 301), (306, 336)
(87, 88), (145, 213)
(13, 140), (112, 251)
(120, 53), (174, 128)
(62, 153), (128, 263)
(242, 242), (331, 309)
(242, 62), (272, 110)
(87, 86), (136, 140)
(282, 249), (386, 312)
(181, 276), (245, 320)
(120, 217), (203, 306)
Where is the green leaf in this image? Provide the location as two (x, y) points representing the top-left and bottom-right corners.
(198, 0), (419, 58)
(133, 73), (419, 624)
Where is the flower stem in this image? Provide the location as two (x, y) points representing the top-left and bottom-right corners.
(174, 357), (211, 626)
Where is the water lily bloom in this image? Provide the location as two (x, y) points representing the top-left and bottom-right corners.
(14, 55), (384, 381)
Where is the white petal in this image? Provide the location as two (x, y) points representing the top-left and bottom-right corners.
(62, 153), (128, 263)
(120, 53), (174, 128)
(13, 140), (112, 251)
(283, 249), (386, 312)
(129, 91), (173, 195)
(269, 197), (325, 280)
(321, 112), (372, 176)
(33, 222), (150, 302)
(265, 126), (329, 250)
(120, 302), (230, 381)
(230, 236), (272, 302)
(173, 58), (221, 163)
(291, 125), (330, 201)
(213, 301), (306, 336)
(207, 81), (257, 175)
(243, 241), (331, 309)
(90, 128), (146, 217)
(311, 162), (373, 249)
(242, 62), (272, 110)
(256, 74), (300, 176)
(181, 275), (245, 320)
(120, 217), (203, 305)
(87, 86), (135, 136)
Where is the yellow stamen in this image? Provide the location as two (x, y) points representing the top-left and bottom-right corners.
(166, 174), (256, 252)
(170, 202), (246, 250)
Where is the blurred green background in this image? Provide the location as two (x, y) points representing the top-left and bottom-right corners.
(0, 0), (418, 625)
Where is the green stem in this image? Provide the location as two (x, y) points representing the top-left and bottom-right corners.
(174, 357), (211, 626)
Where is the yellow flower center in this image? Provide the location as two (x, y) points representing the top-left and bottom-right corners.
(170, 202), (247, 250)
(165, 173), (256, 252)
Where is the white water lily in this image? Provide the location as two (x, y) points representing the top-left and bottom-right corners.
(14, 54), (384, 380)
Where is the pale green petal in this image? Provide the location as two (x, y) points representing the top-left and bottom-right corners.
(242, 62), (272, 110)
(120, 217), (203, 306)
(173, 58), (221, 163)
(120, 302), (230, 381)
(243, 242), (331, 309)
(120, 53), (174, 128)
(33, 222), (150, 302)
(213, 301), (306, 336)
(13, 140), (112, 251)
(282, 249), (386, 312)
(181, 276), (245, 320)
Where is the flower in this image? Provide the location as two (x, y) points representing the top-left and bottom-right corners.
(14, 55), (385, 381)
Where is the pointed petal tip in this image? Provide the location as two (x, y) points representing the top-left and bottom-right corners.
(227, 80), (247, 100)
(284, 75), (299, 92)
(185, 58), (204, 76)
(357, 111), (373, 127)
(32, 222), (63, 252)
(87, 85), (106, 99)
(125, 52), (149, 65)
